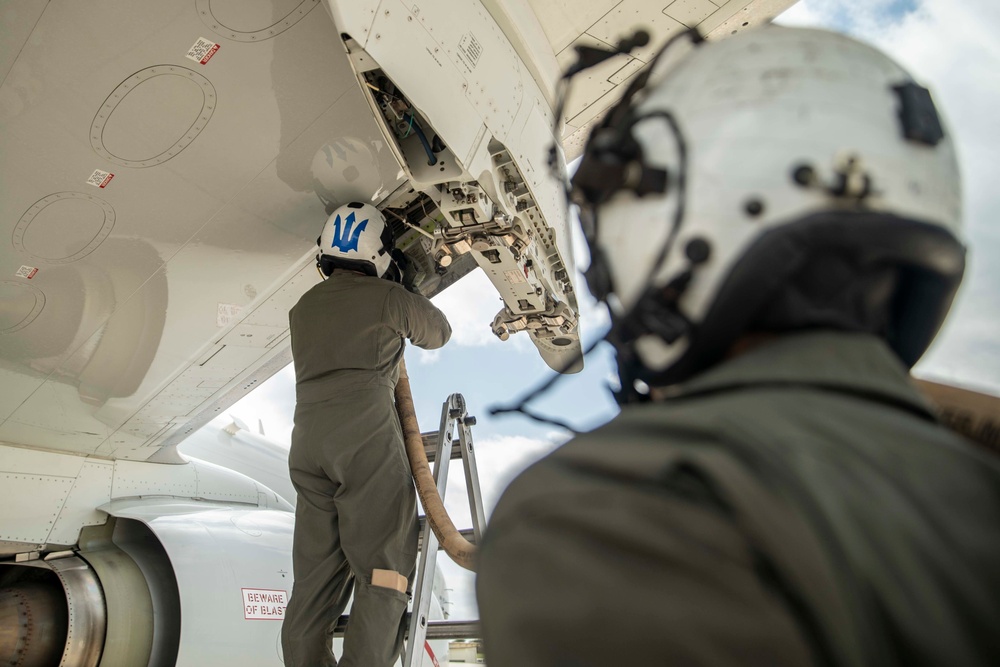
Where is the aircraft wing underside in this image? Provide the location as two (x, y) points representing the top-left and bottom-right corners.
(1, 0), (390, 462)
(0, 0), (795, 463)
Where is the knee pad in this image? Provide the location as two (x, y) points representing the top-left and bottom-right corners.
(371, 569), (407, 593)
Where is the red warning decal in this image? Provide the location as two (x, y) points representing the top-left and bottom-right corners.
(241, 588), (288, 620)
(16, 265), (38, 279)
(87, 169), (114, 188)
(187, 37), (220, 65)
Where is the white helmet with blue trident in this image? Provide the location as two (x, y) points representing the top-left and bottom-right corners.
(317, 201), (395, 277)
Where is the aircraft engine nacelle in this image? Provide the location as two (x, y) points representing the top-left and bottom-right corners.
(0, 505), (295, 667)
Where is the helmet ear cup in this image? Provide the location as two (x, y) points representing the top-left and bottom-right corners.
(572, 124), (669, 209)
(573, 120), (670, 309)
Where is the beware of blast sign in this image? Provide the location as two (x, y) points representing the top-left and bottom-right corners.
(242, 588), (288, 620)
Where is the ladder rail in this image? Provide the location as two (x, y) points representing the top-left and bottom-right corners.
(403, 393), (464, 666)
(457, 418), (487, 545)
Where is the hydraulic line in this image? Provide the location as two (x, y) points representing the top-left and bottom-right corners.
(403, 113), (438, 166)
(395, 359), (477, 571)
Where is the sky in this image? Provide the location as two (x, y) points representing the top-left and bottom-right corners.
(191, 0), (1000, 622)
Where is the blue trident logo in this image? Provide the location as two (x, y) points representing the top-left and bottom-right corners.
(330, 211), (368, 253)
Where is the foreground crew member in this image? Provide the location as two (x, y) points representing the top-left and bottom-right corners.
(477, 27), (1000, 666)
(282, 202), (451, 667)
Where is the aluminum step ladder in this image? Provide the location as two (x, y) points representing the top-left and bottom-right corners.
(404, 392), (485, 666)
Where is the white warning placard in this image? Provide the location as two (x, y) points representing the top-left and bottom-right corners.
(187, 37), (220, 65)
(503, 269), (526, 284)
(217, 302), (244, 327)
(242, 588), (287, 620)
(458, 32), (483, 70)
(86, 169), (114, 188)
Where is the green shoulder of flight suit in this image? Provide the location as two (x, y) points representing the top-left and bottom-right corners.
(282, 270), (451, 667)
(477, 331), (1000, 667)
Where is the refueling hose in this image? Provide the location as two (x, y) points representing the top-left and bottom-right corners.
(395, 359), (478, 571)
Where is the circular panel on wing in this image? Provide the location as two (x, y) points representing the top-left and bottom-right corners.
(13, 192), (116, 263)
(0, 281), (45, 334)
(197, 0), (319, 42)
(92, 66), (216, 168)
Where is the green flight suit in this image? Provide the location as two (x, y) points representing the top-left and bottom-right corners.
(477, 331), (1000, 666)
(282, 270), (450, 667)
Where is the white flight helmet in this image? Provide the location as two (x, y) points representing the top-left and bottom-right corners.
(570, 26), (964, 394)
(317, 201), (395, 277)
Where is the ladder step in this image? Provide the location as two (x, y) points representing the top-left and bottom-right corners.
(416, 516), (475, 550)
(420, 431), (463, 463)
(332, 613), (480, 640)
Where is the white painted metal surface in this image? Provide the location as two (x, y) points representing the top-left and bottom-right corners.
(525, 0), (800, 157)
(0, 0), (402, 460)
(179, 421), (297, 506)
(103, 499), (447, 667)
(0, 443), (289, 556)
(105, 501), (295, 667)
(49, 460), (115, 545)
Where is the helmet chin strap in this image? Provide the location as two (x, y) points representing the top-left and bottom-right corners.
(607, 259), (706, 404)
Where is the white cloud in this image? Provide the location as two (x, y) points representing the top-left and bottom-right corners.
(778, 0), (914, 36)
(430, 269), (511, 348)
(779, 0), (1000, 394)
(415, 347), (442, 365)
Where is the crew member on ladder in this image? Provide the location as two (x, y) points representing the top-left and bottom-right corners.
(477, 26), (1000, 666)
(282, 202), (451, 667)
